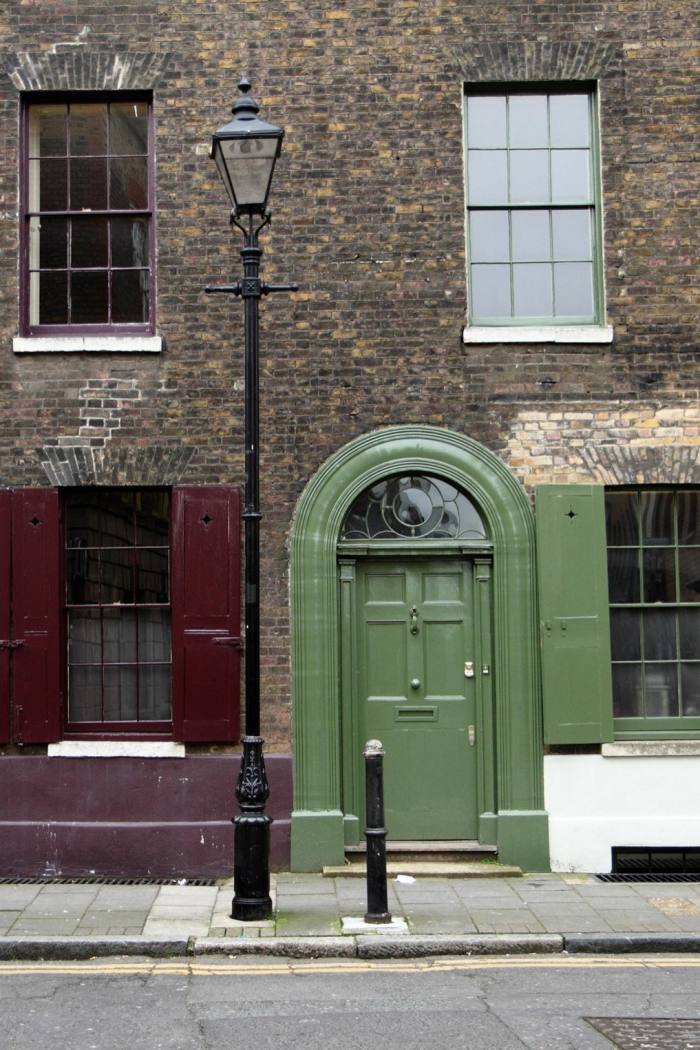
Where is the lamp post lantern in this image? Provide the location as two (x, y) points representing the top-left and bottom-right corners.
(206, 78), (296, 922)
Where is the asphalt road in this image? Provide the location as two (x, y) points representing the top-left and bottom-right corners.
(2, 955), (700, 1049)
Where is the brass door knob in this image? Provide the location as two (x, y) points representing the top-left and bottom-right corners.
(410, 678), (420, 689)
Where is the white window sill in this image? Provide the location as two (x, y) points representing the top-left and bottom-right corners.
(602, 741), (700, 758)
(13, 335), (162, 354)
(48, 741), (185, 758)
(462, 325), (614, 345)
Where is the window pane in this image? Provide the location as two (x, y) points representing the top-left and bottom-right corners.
(681, 664), (700, 716)
(136, 491), (169, 546)
(679, 549), (700, 602)
(110, 102), (149, 156)
(112, 270), (150, 324)
(553, 262), (594, 317)
(99, 490), (135, 546)
(511, 210), (550, 262)
(68, 610), (101, 665)
(612, 664), (642, 717)
(643, 609), (677, 661)
(606, 491), (639, 546)
(103, 608), (137, 663)
(677, 491), (700, 545)
(610, 608), (641, 661)
(111, 217), (149, 267)
(103, 665), (138, 721)
(66, 545), (100, 604)
(70, 104), (108, 156)
(71, 271), (108, 324)
(30, 158), (68, 211)
(549, 94), (590, 148)
(467, 96), (507, 148)
(471, 264), (510, 318)
(608, 548), (640, 603)
(643, 548), (676, 603)
(508, 95), (548, 148)
(137, 549), (169, 603)
(469, 211), (509, 263)
(468, 151), (508, 204)
(71, 217), (108, 269)
(110, 156), (148, 209)
(641, 491), (674, 546)
(513, 263), (552, 316)
(138, 609), (171, 662)
(29, 105), (67, 157)
(70, 157), (108, 210)
(552, 210), (592, 261)
(100, 548), (134, 604)
(139, 666), (171, 721)
(644, 664), (678, 717)
(680, 609), (700, 658)
(509, 150), (549, 203)
(551, 150), (591, 202)
(34, 218), (67, 270)
(69, 665), (102, 722)
(35, 271), (68, 325)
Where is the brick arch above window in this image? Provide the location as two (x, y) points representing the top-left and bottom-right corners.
(6, 51), (173, 93)
(581, 446), (700, 487)
(447, 40), (623, 83)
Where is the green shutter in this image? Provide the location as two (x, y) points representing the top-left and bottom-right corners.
(535, 485), (613, 744)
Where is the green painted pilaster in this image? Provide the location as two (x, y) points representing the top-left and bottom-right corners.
(497, 810), (550, 872)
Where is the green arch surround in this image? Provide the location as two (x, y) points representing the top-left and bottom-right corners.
(289, 426), (549, 871)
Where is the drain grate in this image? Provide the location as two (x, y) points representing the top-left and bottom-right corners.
(0, 876), (217, 886)
(600, 847), (700, 882)
(586, 1017), (700, 1049)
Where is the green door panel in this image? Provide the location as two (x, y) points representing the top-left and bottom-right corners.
(357, 559), (478, 839)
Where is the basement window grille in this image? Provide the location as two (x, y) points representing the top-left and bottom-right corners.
(596, 847), (700, 882)
(0, 876), (217, 886)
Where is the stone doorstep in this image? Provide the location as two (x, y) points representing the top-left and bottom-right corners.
(322, 861), (523, 878)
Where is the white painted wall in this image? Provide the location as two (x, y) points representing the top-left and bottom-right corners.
(544, 753), (700, 872)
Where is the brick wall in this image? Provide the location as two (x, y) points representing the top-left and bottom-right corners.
(0, 1), (698, 750)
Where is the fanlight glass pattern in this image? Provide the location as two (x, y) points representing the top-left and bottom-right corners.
(342, 475), (487, 541)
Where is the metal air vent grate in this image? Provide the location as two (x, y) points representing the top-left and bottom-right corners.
(0, 876), (217, 886)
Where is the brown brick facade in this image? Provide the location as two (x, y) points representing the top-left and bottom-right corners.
(0, 1), (698, 755)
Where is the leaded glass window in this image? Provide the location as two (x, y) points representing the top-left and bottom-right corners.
(606, 488), (700, 729)
(342, 476), (487, 541)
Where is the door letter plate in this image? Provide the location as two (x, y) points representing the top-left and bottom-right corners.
(464, 661), (474, 678)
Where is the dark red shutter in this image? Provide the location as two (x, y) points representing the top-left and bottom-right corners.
(171, 487), (241, 741)
(12, 488), (62, 743)
(0, 491), (11, 742)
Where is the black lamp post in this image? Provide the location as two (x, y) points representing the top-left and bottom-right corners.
(206, 77), (296, 921)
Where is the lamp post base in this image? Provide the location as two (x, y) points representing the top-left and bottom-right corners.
(232, 736), (273, 922)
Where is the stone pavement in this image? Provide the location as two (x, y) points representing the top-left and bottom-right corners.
(1, 872), (700, 959)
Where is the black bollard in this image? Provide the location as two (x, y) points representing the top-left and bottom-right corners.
(364, 739), (391, 924)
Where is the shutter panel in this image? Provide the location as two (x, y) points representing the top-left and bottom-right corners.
(0, 491), (11, 742)
(535, 484), (614, 745)
(171, 487), (241, 742)
(12, 488), (62, 743)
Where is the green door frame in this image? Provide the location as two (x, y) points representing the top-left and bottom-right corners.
(289, 425), (549, 871)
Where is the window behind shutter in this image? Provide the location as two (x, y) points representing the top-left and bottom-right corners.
(171, 487), (241, 741)
(12, 488), (62, 743)
(0, 491), (11, 742)
(535, 484), (614, 744)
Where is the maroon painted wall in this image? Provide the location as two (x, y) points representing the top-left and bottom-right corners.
(0, 754), (291, 878)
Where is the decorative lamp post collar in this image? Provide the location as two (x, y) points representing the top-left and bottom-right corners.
(210, 77), (284, 217)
